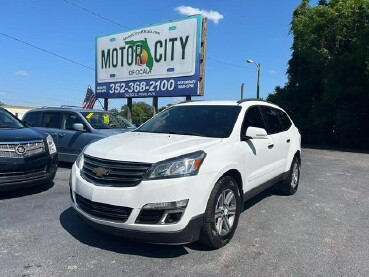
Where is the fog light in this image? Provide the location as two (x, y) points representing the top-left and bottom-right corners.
(142, 199), (189, 210)
(163, 212), (183, 224)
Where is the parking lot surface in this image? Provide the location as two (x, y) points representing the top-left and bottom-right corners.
(1, 148), (369, 277)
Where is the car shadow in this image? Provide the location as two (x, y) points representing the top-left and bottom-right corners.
(0, 181), (55, 200)
(58, 162), (73, 169)
(59, 207), (191, 258)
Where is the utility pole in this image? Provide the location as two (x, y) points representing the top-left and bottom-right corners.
(256, 64), (260, 100)
(241, 83), (244, 100)
(246, 59), (261, 99)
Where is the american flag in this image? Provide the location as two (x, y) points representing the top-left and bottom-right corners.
(82, 86), (97, 109)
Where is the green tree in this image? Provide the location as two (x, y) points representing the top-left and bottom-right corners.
(121, 101), (153, 125)
(0, 101), (4, 106)
(109, 108), (119, 114)
(267, 0), (369, 149)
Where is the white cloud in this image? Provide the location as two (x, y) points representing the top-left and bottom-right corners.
(15, 70), (29, 76)
(269, 70), (277, 74)
(175, 6), (224, 24)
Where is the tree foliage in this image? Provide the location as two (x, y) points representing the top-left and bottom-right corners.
(120, 101), (153, 125)
(267, 0), (369, 149)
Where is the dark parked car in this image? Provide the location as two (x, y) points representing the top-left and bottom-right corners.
(23, 107), (135, 163)
(0, 107), (58, 191)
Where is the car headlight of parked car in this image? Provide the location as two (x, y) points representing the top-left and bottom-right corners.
(145, 151), (206, 180)
(46, 134), (57, 154)
(75, 149), (85, 169)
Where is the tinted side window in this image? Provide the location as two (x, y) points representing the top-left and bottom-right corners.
(261, 107), (283, 134)
(242, 106), (266, 134)
(61, 113), (83, 130)
(41, 112), (61, 128)
(23, 111), (41, 127)
(277, 110), (292, 131)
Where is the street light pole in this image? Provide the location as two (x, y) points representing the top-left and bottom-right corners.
(246, 59), (261, 99)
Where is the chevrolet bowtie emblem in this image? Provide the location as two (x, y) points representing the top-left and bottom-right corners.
(92, 167), (110, 177)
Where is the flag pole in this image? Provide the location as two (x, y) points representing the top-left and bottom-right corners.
(96, 99), (105, 110)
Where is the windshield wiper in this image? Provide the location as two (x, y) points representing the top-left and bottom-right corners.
(167, 131), (205, 137)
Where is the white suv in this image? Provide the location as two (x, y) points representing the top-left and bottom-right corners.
(70, 100), (301, 248)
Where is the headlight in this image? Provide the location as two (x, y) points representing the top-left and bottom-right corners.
(75, 150), (85, 169)
(145, 151), (206, 180)
(46, 134), (57, 154)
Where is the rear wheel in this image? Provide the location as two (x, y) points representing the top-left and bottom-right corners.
(199, 176), (241, 249)
(276, 156), (300, 195)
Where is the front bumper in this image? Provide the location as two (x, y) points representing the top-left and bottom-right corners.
(70, 163), (218, 244)
(77, 211), (204, 245)
(0, 153), (58, 191)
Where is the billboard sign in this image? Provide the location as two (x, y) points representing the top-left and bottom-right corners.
(95, 15), (205, 98)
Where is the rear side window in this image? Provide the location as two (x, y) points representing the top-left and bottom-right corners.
(277, 110), (292, 131)
(260, 107), (284, 134)
(23, 111), (42, 127)
(242, 106), (266, 134)
(41, 112), (61, 128)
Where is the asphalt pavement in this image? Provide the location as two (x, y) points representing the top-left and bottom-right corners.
(1, 149), (369, 277)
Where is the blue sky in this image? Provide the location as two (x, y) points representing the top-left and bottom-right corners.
(0, 0), (309, 110)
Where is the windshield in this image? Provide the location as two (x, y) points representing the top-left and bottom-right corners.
(136, 105), (241, 138)
(81, 112), (126, 130)
(116, 114), (135, 128)
(0, 109), (24, 129)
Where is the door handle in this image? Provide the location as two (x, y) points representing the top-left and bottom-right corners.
(268, 144), (274, 149)
(286, 139), (291, 143)
(59, 133), (66, 137)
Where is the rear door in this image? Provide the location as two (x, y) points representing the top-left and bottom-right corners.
(260, 106), (286, 176)
(241, 106), (276, 190)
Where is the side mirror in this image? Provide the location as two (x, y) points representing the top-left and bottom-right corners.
(242, 127), (268, 140)
(73, 123), (85, 132)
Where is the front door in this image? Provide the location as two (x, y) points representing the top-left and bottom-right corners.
(57, 113), (86, 162)
(241, 106), (276, 191)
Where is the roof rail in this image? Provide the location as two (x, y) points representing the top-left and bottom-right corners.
(237, 98), (271, 105)
(60, 105), (82, 108)
(41, 106), (59, 108)
(178, 100), (203, 104)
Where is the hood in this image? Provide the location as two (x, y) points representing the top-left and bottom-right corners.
(85, 132), (222, 163)
(0, 127), (45, 143)
(96, 128), (133, 136)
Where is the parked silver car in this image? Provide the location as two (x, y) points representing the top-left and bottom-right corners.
(23, 107), (135, 162)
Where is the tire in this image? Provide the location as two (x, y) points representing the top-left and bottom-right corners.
(199, 175), (241, 249)
(276, 156), (300, 195)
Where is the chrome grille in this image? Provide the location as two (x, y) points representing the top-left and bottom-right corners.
(81, 154), (152, 187)
(0, 141), (45, 158)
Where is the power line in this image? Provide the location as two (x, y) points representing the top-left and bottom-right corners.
(207, 57), (250, 69)
(0, 32), (94, 71)
(63, 0), (130, 29)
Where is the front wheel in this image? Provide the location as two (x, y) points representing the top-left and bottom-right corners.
(199, 176), (241, 249)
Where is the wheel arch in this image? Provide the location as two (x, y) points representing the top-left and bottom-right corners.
(222, 169), (243, 200)
(295, 150), (301, 165)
